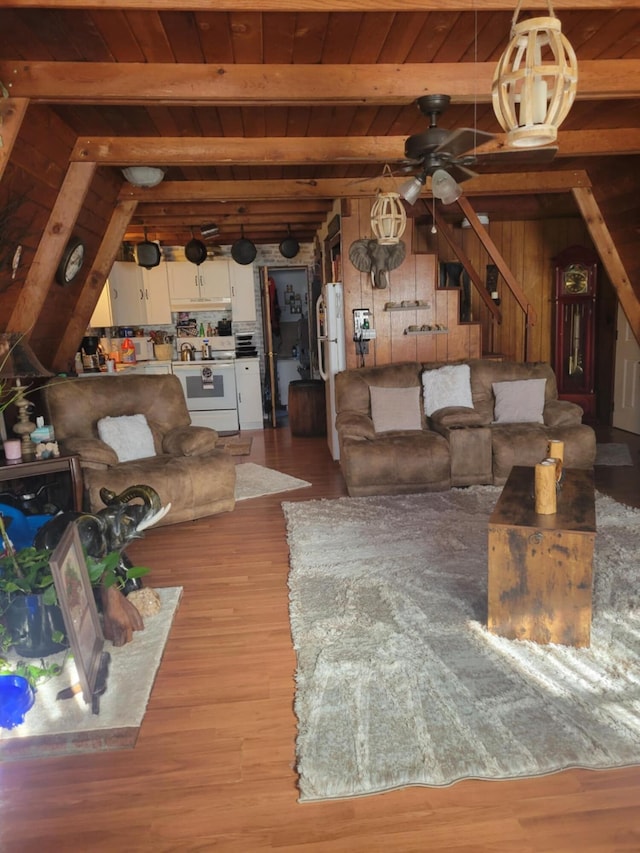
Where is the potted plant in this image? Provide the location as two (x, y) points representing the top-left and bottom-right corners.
(0, 515), (150, 657)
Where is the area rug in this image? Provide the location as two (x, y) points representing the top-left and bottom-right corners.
(216, 435), (253, 456)
(235, 463), (311, 501)
(595, 442), (634, 466)
(283, 489), (640, 802)
(0, 586), (182, 761)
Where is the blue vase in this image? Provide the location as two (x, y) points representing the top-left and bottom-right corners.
(0, 675), (35, 729)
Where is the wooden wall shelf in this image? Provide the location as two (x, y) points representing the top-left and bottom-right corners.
(384, 302), (431, 311)
(404, 328), (448, 336)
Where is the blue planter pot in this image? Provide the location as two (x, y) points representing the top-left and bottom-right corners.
(0, 675), (35, 729)
(0, 593), (68, 658)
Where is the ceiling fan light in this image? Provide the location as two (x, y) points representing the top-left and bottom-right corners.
(399, 175), (426, 206)
(370, 191), (407, 245)
(492, 12), (578, 149)
(121, 166), (166, 188)
(431, 170), (462, 205)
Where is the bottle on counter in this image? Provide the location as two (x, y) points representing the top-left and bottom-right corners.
(198, 322), (205, 337)
(121, 336), (136, 364)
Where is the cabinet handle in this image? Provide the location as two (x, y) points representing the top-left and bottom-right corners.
(145, 289), (150, 300)
(139, 288), (144, 300)
(238, 392), (242, 402)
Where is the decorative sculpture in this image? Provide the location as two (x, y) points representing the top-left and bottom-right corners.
(348, 239), (406, 289)
(35, 485), (171, 646)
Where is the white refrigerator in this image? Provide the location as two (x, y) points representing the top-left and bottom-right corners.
(316, 281), (347, 460)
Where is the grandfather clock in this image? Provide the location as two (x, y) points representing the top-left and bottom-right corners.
(553, 245), (598, 420)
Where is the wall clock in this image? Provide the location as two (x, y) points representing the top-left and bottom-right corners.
(56, 236), (85, 286)
(553, 245), (598, 420)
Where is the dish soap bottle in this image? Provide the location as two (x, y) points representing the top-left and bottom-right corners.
(121, 336), (136, 364)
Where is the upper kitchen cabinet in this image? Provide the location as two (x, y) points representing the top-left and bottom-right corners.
(168, 259), (232, 311)
(230, 262), (256, 323)
(107, 261), (171, 326)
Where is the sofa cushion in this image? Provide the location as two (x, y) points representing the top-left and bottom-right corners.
(370, 385), (422, 433)
(162, 426), (220, 456)
(422, 363), (473, 416)
(492, 378), (546, 424)
(97, 413), (156, 462)
(430, 406), (484, 428)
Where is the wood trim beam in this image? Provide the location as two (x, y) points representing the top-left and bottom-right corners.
(455, 196), (538, 359)
(3, 61), (638, 106)
(8, 2), (640, 11)
(117, 172), (591, 203)
(422, 199), (501, 323)
(53, 199), (138, 371)
(572, 186), (640, 345)
(73, 131), (640, 167)
(7, 161), (97, 336)
(0, 98), (29, 183)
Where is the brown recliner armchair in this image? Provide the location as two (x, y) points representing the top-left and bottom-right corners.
(43, 373), (236, 526)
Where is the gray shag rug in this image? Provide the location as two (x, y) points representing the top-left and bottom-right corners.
(595, 442), (634, 466)
(283, 488), (640, 802)
(235, 463), (311, 501)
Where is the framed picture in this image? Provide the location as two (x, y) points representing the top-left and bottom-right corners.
(50, 523), (105, 705)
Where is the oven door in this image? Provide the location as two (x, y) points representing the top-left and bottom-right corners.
(172, 362), (237, 411)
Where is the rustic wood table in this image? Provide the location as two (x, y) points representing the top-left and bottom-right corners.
(487, 465), (596, 647)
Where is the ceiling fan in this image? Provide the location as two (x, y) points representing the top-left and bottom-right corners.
(403, 94), (495, 185)
(400, 94), (558, 204)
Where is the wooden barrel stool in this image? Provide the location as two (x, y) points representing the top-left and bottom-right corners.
(288, 380), (327, 437)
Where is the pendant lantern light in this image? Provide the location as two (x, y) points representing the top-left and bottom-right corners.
(370, 166), (407, 245)
(492, 0), (578, 148)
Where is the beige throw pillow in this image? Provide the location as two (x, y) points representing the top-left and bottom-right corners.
(369, 385), (422, 433)
(492, 378), (546, 423)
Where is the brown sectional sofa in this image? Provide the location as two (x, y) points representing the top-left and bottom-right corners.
(43, 373), (236, 525)
(334, 359), (596, 497)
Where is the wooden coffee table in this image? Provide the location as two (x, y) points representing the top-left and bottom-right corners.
(487, 465), (596, 647)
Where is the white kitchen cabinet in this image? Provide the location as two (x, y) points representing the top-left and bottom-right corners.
(167, 259), (232, 309)
(142, 264), (171, 325)
(107, 261), (171, 326)
(235, 358), (263, 430)
(108, 261), (145, 325)
(90, 279), (113, 328)
(230, 261), (256, 322)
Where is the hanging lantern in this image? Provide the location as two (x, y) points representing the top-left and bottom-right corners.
(491, 1), (578, 148)
(370, 192), (407, 245)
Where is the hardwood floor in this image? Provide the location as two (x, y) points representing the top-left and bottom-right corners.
(1, 425), (639, 853)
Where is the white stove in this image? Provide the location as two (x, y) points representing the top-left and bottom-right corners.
(172, 337), (238, 432)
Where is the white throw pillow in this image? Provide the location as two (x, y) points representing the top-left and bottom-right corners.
(422, 364), (473, 417)
(97, 414), (156, 462)
(492, 378), (546, 424)
(369, 385), (422, 433)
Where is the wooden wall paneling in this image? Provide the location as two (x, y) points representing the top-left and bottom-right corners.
(342, 198), (365, 370)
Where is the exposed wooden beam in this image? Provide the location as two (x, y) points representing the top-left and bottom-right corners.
(572, 186), (640, 345)
(73, 131), (640, 168)
(3, 61), (638, 106)
(7, 161), (97, 336)
(8, 1), (640, 11)
(53, 199), (138, 371)
(117, 172), (591, 203)
(0, 98), (28, 183)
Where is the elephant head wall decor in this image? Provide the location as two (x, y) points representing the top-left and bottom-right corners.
(348, 239), (406, 289)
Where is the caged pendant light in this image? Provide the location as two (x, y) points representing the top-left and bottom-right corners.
(370, 166), (407, 245)
(492, 0), (578, 148)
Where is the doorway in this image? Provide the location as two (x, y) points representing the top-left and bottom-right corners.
(613, 304), (640, 435)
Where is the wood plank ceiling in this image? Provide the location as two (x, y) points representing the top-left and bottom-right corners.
(0, 1), (639, 246)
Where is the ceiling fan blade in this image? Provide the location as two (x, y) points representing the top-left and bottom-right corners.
(434, 127), (496, 158)
(446, 163), (479, 184)
(473, 145), (559, 169)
